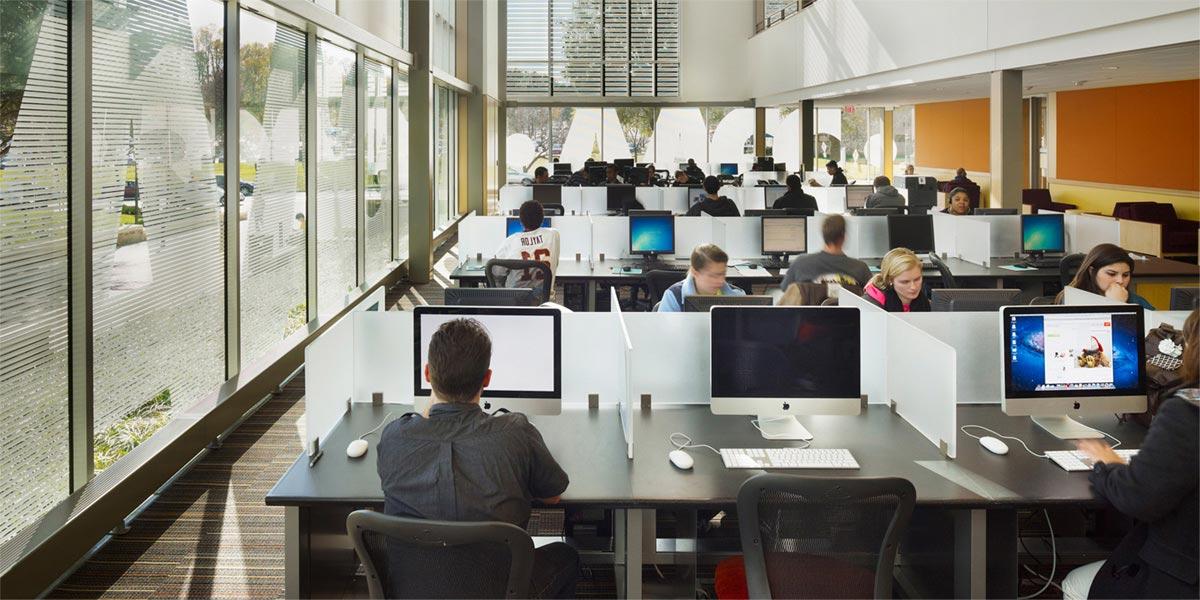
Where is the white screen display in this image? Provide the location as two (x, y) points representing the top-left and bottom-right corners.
(417, 313), (557, 394)
(1043, 313), (1115, 387)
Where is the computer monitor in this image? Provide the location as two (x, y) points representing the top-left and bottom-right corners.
(973, 208), (1018, 216)
(853, 207), (903, 216)
(1021, 214), (1066, 254)
(684, 295), (774, 312)
(532, 184), (561, 204)
(1001, 304), (1146, 439)
(413, 306), (562, 415)
(931, 288), (1021, 312)
(629, 213), (675, 257)
(687, 185), (708, 207)
(628, 209), (671, 216)
(845, 185), (873, 209)
(506, 216), (551, 237)
(710, 306), (861, 439)
(1170, 287), (1199, 310)
(719, 163), (738, 176)
(587, 164), (607, 183)
(553, 162), (572, 175)
(762, 185), (787, 207)
(773, 162), (786, 173)
(761, 216), (807, 256)
(886, 214), (935, 254)
(626, 166), (651, 186)
(444, 287), (541, 307)
(606, 184), (636, 212)
(613, 157), (635, 169)
(752, 156), (774, 171)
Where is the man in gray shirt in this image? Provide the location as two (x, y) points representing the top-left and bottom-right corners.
(780, 214), (872, 290)
(377, 318), (577, 598)
(865, 175), (905, 209)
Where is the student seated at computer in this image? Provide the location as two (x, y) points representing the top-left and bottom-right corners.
(376, 318), (578, 599)
(941, 187), (972, 215)
(671, 170), (690, 186)
(865, 175), (905, 209)
(864, 247), (930, 312)
(772, 174), (818, 212)
(604, 164), (624, 185)
(567, 160), (594, 186)
(685, 158), (706, 182)
(657, 244), (746, 312)
(532, 166), (550, 185)
(808, 160), (849, 187)
(780, 214), (872, 291)
(949, 167), (975, 188)
(1061, 308), (1198, 600)
(1054, 244), (1153, 309)
(687, 176), (741, 217)
(496, 201), (560, 293)
(904, 164), (915, 176)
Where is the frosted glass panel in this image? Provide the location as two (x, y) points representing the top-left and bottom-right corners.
(364, 59), (393, 280)
(901, 312), (1001, 405)
(839, 294), (890, 405)
(316, 40), (357, 313)
(888, 315), (957, 457)
(457, 215), (506, 260)
(305, 315), (355, 452)
(625, 313), (710, 404)
(955, 217), (991, 266)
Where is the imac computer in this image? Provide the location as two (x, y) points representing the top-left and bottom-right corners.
(444, 287), (541, 307)
(684, 295), (774, 312)
(761, 215), (807, 261)
(606, 184), (636, 212)
(413, 306), (562, 415)
(553, 162), (572, 176)
(532, 184), (562, 204)
(931, 288), (1021, 312)
(710, 306), (862, 440)
(719, 163), (738, 176)
(629, 213), (675, 260)
(845, 185), (873, 209)
(1001, 304), (1146, 439)
(506, 216), (551, 237)
(887, 214), (935, 255)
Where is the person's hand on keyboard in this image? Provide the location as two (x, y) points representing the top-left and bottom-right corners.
(1076, 439), (1126, 465)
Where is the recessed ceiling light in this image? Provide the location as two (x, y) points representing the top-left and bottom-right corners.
(934, 87), (944, 91)
(1073, 80), (1086, 86)
(1102, 66), (1119, 71)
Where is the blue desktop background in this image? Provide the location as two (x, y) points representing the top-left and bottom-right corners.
(1022, 215), (1065, 252)
(719, 163), (738, 176)
(507, 217), (551, 236)
(630, 215), (675, 253)
(1009, 313), (1140, 392)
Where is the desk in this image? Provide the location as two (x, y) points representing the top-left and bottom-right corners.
(267, 403), (1146, 598)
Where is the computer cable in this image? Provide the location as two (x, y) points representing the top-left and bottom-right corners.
(668, 432), (720, 455)
(1017, 509), (1057, 600)
(750, 416), (813, 446)
(360, 414), (397, 439)
(960, 425), (1123, 460)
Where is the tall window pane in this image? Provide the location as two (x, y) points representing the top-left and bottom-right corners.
(557, 107), (601, 167)
(0, 0), (69, 543)
(768, 105), (801, 172)
(840, 106), (869, 181)
(894, 105), (915, 176)
(867, 107), (884, 179)
(239, 10), (306, 366)
(364, 59), (392, 280)
(815, 107), (841, 169)
(604, 107), (654, 164)
(506, 106), (550, 179)
(653, 107), (706, 171)
(315, 40), (356, 313)
(395, 69), (409, 262)
(707, 107), (755, 166)
(91, 0), (225, 472)
(433, 86), (457, 229)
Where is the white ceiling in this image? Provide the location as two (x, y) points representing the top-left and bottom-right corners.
(813, 42), (1200, 107)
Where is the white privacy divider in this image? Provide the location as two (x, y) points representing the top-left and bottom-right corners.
(459, 215), (505, 260)
(676, 216), (720, 255)
(980, 214), (1021, 257)
(562, 312), (626, 404)
(887, 314), (958, 457)
(810, 186), (846, 214)
(839, 293), (890, 406)
(582, 187), (607, 214)
(807, 212), (828, 252)
(718, 216), (762, 259)
(353, 310), (414, 407)
(636, 187), (662, 210)
(499, 185), (531, 212)
(591, 216), (631, 260)
(560, 187), (584, 214)
(1068, 213), (1120, 254)
(932, 213), (958, 257)
(552, 216), (593, 259)
(305, 314), (357, 455)
(612, 288), (635, 459)
(625, 312), (711, 404)
(901, 312), (1000, 404)
(845, 215), (889, 258)
(1063, 286), (1126, 306)
(737, 187), (766, 213)
(661, 187), (689, 213)
(955, 217), (992, 266)
(1145, 310), (1193, 334)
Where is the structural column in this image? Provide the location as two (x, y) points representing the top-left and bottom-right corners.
(408, 0), (435, 283)
(461, 0), (487, 216)
(882, 108), (894, 179)
(68, 0), (95, 490)
(754, 107), (766, 157)
(800, 99), (814, 173)
(1027, 96), (1043, 188)
(990, 70), (1023, 209)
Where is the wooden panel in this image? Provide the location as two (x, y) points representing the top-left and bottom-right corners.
(915, 98), (989, 172)
(1119, 219), (1163, 257)
(1057, 86), (1118, 185)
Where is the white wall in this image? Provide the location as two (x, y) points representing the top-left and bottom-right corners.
(749, 0), (1199, 104)
(679, 0), (754, 102)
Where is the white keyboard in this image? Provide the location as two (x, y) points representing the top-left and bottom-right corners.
(720, 448), (860, 470)
(1045, 449), (1138, 472)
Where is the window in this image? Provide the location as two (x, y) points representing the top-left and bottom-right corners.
(707, 107), (756, 165)
(765, 105), (801, 170)
(395, 69), (410, 261)
(431, 0), (455, 73)
(815, 107), (841, 168)
(506, 0), (681, 97)
(604, 107), (655, 163)
(364, 59), (392, 280)
(433, 86), (458, 228)
(91, 0), (226, 472)
(506, 106), (551, 178)
(653, 107), (706, 171)
(315, 40), (357, 313)
(239, 9), (307, 367)
(893, 105), (915, 177)
(0, 0), (70, 544)
(556, 107), (602, 169)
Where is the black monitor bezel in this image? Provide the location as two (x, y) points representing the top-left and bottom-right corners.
(1020, 214), (1066, 254)
(684, 295), (775, 312)
(845, 184), (874, 208)
(532, 184), (562, 204)
(886, 214), (935, 254)
(628, 213), (676, 256)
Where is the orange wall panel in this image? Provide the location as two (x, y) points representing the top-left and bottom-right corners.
(914, 99), (990, 173)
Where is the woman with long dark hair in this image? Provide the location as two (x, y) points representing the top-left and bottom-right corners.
(1055, 243), (1154, 308)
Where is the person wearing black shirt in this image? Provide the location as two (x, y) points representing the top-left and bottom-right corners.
(672, 170), (690, 186)
(807, 160), (848, 187)
(687, 176), (740, 217)
(772, 174), (818, 211)
(532, 166), (550, 184)
(685, 158), (706, 182)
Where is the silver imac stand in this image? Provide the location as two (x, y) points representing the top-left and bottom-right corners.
(1032, 415), (1104, 440)
(756, 415), (813, 440)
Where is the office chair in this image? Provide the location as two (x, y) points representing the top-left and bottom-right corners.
(644, 270), (688, 306)
(929, 253), (958, 288)
(541, 203), (565, 216)
(485, 259), (554, 305)
(715, 474), (916, 600)
(346, 510), (534, 599)
(1059, 253), (1085, 289)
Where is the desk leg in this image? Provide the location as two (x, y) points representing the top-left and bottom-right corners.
(614, 508), (644, 599)
(285, 506), (309, 599)
(955, 509), (986, 599)
(586, 280), (598, 312)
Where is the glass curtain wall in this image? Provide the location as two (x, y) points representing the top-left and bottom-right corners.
(395, 69), (410, 261)
(363, 59), (392, 280)
(766, 105), (800, 171)
(433, 85), (458, 229)
(893, 105), (915, 176)
(315, 40), (356, 312)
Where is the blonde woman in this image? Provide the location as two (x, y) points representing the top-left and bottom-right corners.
(864, 248), (929, 312)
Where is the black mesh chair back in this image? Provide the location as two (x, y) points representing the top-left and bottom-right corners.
(737, 474), (916, 600)
(645, 269), (687, 305)
(346, 510), (534, 599)
(1059, 253), (1085, 289)
(485, 259), (553, 304)
(929, 253), (958, 288)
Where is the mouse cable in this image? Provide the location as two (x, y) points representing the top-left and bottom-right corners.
(1017, 509), (1057, 600)
(361, 414), (397, 439)
(750, 416), (813, 447)
(959, 425), (1047, 458)
(668, 432), (721, 455)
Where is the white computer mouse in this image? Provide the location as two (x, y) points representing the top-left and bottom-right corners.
(668, 450), (694, 470)
(346, 438), (369, 458)
(979, 436), (1010, 455)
